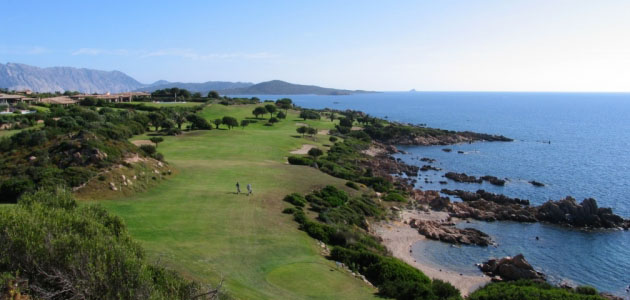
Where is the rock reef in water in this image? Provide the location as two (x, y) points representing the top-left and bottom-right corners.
(478, 254), (546, 282)
(445, 172), (482, 183)
(409, 219), (493, 246)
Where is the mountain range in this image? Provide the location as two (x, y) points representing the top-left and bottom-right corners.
(0, 62), (371, 95)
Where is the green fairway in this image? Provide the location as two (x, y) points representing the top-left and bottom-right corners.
(95, 104), (379, 299)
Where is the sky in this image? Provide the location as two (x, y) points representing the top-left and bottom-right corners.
(1, 0), (630, 92)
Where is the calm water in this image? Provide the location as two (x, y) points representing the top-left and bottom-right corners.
(248, 92), (630, 296)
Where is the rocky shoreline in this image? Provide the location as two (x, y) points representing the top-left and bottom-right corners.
(438, 189), (630, 230)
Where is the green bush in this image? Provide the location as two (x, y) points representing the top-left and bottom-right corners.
(0, 189), (211, 299)
(287, 156), (313, 166)
(283, 193), (307, 207)
(329, 136), (338, 142)
(469, 280), (605, 300)
(576, 286), (598, 295)
(345, 181), (359, 190)
(282, 207), (297, 214)
(140, 144), (156, 155)
(383, 192), (407, 202)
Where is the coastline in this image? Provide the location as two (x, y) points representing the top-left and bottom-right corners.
(372, 209), (490, 296)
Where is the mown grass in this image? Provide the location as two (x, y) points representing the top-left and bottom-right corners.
(91, 104), (379, 299)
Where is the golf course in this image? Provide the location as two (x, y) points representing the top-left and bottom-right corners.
(86, 103), (380, 299)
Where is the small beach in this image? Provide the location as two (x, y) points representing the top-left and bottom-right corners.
(372, 209), (490, 296)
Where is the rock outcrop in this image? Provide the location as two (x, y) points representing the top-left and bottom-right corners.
(445, 172), (482, 183)
(480, 175), (506, 186)
(536, 197), (629, 229)
(478, 254), (546, 282)
(409, 219), (493, 246)
(441, 189), (530, 206)
(437, 190), (628, 229)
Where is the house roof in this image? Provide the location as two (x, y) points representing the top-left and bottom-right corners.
(39, 96), (78, 105)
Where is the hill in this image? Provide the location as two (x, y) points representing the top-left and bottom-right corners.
(220, 80), (372, 95)
(137, 80), (254, 94)
(0, 62), (145, 93)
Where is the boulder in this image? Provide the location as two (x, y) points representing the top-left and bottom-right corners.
(478, 254), (546, 282)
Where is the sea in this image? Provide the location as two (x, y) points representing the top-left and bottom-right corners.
(246, 92), (630, 296)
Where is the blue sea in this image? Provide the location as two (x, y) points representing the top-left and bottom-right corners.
(248, 92), (630, 296)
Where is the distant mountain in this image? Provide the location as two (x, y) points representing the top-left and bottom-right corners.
(138, 81), (254, 94)
(0, 62), (144, 93)
(0, 63), (373, 95)
(220, 80), (372, 95)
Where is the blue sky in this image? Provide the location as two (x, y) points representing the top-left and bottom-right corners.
(2, 0), (630, 91)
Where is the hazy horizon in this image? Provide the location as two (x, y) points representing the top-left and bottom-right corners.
(2, 0), (630, 92)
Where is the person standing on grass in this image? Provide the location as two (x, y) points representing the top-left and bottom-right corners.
(247, 183), (253, 196)
(236, 182), (241, 194)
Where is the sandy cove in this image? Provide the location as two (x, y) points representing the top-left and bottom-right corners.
(372, 209), (490, 296)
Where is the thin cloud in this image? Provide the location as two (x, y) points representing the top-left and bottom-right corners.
(72, 48), (132, 56)
(72, 47), (277, 60)
(0, 46), (50, 55)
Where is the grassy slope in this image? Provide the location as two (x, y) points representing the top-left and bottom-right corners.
(91, 104), (379, 299)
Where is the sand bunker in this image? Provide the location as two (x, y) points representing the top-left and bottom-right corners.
(132, 140), (154, 146)
(290, 144), (316, 155)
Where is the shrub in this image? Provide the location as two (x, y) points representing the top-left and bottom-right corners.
(383, 192), (407, 202)
(284, 193), (307, 207)
(345, 181), (359, 190)
(276, 111), (286, 119)
(282, 207), (297, 214)
(575, 286), (598, 295)
(140, 144), (156, 155)
(329, 136), (338, 142)
(287, 156), (313, 166)
(469, 280), (605, 300)
(307, 147), (324, 158)
(0, 189), (207, 299)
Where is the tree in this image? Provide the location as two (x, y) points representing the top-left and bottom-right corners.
(186, 114), (212, 130)
(307, 127), (318, 136)
(268, 117), (279, 125)
(173, 111), (188, 130)
(147, 112), (165, 131)
(253, 107), (267, 119)
(213, 118), (222, 129)
(276, 111), (286, 119)
(308, 147), (323, 158)
(299, 110), (320, 121)
(339, 117), (353, 128)
(222, 116), (238, 130)
(264, 104), (277, 118)
(240, 120), (249, 130)
(297, 126), (309, 137)
(150, 137), (164, 148)
(329, 112), (336, 122)
(276, 98), (293, 113)
(208, 90), (220, 99)
(192, 92), (202, 99)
